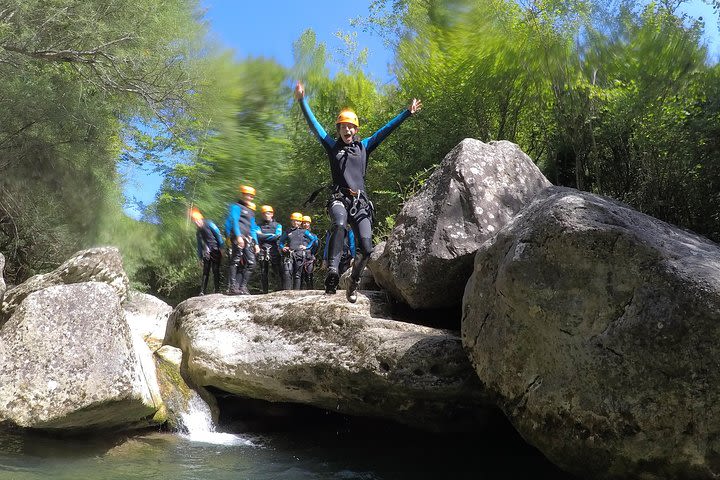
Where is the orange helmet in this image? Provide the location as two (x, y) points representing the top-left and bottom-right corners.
(260, 205), (274, 214)
(290, 212), (303, 222)
(302, 215), (312, 223)
(239, 185), (256, 196)
(190, 209), (203, 221)
(336, 109), (359, 128)
(247, 201), (257, 211)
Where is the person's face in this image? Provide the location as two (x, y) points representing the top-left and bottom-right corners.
(337, 122), (357, 144)
(263, 212), (273, 221)
(244, 193), (255, 202)
(193, 218), (203, 228)
(302, 222), (310, 230)
(291, 220), (301, 228)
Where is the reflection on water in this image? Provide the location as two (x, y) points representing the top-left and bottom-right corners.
(0, 413), (578, 480)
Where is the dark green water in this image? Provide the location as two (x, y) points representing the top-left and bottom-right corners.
(0, 413), (577, 480)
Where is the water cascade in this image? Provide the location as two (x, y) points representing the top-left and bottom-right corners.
(178, 392), (256, 447)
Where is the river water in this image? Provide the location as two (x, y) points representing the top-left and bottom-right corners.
(0, 411), (577, 480)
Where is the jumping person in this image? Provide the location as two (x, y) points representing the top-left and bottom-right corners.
(256, 205), (283, 293)
(191, 209), (224, 295)
(224, 185), (260, 295)
(300, 215), (319, 289)
(294, 81), (422, 301)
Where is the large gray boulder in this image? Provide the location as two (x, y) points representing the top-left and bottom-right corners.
(0, 282), (165, 430)
(1, 247), (129, 322)
(372, 138), (551, 309)
(165, 291), (494, 432)
(463, 187), (720, 479)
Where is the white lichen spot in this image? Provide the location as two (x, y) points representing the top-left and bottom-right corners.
(487, 225), (496, 232)
(47, 380), (58, 391)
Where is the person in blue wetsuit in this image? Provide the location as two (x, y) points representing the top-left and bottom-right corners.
(279, 212), (317, 290)
(191, 209), (224, 295)
(256, 204), (283, 294)
(294, 81), (422, 301)
(224, 185), (260, 295)
(300, 215), (319, 290)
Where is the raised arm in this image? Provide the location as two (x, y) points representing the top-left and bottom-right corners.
(362, 98), (423, 154)
(295, 82), (334, 150)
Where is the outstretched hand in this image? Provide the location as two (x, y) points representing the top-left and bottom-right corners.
(409, 98), (422, 114)
(294, 82), (305, 100)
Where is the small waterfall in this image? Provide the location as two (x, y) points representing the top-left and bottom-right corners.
(178, 393), (256, 447)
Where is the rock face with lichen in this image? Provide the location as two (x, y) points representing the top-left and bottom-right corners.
(371, 138), (551, 309)
(0, 282), (164, 430)
(463, 187), (720, 479)
(164, 290), (494, 432)
(1, 247), (129, 323)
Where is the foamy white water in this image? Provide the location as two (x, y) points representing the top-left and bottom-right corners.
(179, 393), (257, 447)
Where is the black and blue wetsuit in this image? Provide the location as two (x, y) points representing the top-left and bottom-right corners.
(196, 219), (224, 294)
(300, 228), (319, 290)
(298, 96), (411, 291)
(224, 200), (259, 294)
(256, 218), (282, 293)
(279, 226), (316, 290)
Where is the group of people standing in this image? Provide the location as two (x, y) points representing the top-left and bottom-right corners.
(191, 82), (422, 303)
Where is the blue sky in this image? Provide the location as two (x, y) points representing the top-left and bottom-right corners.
(120, 0), (720, 220)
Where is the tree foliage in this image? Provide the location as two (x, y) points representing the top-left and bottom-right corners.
(0, 0), (206, 285)
(4, 0), (720, 302)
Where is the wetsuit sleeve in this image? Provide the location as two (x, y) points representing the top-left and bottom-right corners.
(349, 230), (356, 257)
(209, 221), (224, 248)
(250, 217), (259, 243)
(362, 109), (411, 154)
(196, 229), (203, 259)
(304, 230), (317, 251)
(229, 204), (241, 238)
(253, 223), (264, 240)
(278, 231), (287, 250)
(299, 97), (335, 151)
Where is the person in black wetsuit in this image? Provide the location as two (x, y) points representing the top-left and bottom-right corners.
(191, 209), (224, 295)
(256, 204), (283, 293)
(279, 212), (316, 290)
(294, 81), (422, 302)
(300, 215), (319, 290)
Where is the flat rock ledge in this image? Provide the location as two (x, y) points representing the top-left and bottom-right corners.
(165, 290), (495, 432)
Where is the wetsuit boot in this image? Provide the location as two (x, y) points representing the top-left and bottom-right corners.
(228, 263), (240, 295)
(324, 268), (339, 294)
(346, 275), (359, 303)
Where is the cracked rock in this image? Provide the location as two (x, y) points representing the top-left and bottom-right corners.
(462, 187), (720, 479)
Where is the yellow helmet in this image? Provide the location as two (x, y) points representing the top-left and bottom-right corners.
(302, 215), (312, 223)
(290, 212), (303, 222)
(260, 205), (274, 214)
(190, 209), (203, 221)
(336, 109), (359, 128)
(239, 185), (256, 196)
(247, 201), (257, 211)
